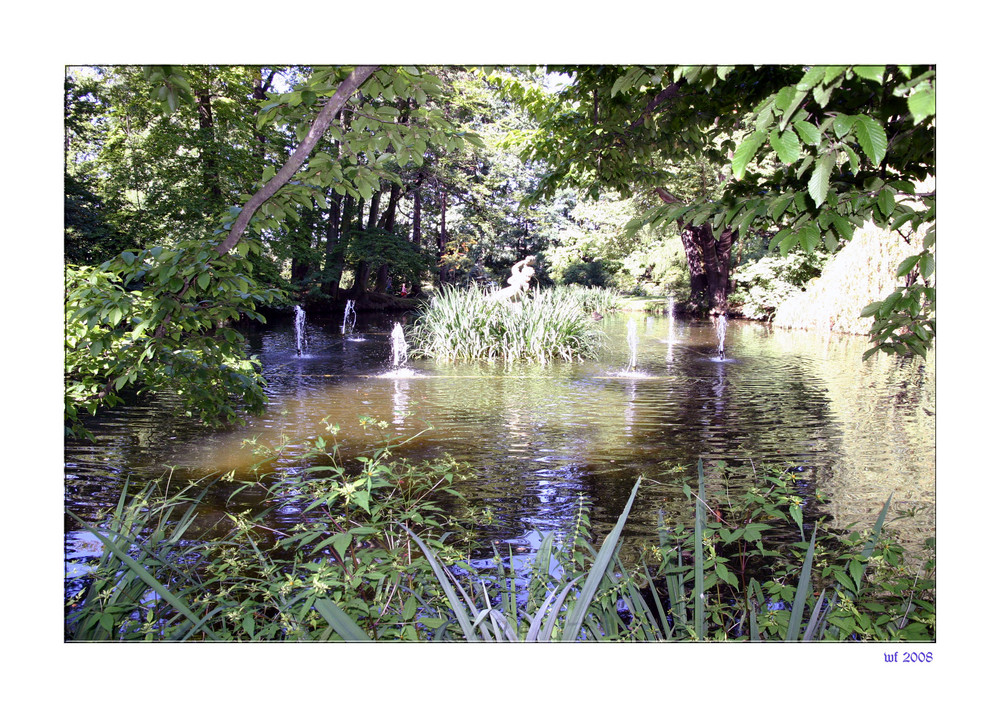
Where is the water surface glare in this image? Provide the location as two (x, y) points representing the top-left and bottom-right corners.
(65, 313), (935, 567)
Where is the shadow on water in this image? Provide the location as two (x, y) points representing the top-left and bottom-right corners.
(65, 310), (935, 576)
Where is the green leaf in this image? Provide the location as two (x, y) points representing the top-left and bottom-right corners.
(842, 144), (860, 175)
(808, 153), (835, 207)
(731, 131), (767, 180)
(851, 65), (885, 82)
(332, 532), (352, 560)
(197, 272), (211, 290)
(919, 253), (935, 280)
(784, 527), (817, 641)
(859, 301), (882, 317)
(797, 222), (822, 253)
(796, 66), (825, 91)
(895, 255), (920, 277)
(833, 114), (856, 139)
(877, 188), (896, 218)
(715, 562), (739, 588)
(832, 215), (854, 238)
(769, 228), (797, 255)
(402, 595), (417, 621)
(793, 119), (821, 146)
(769, 128), (801, 165)
(908, 82), (935, 123)
(854, 115), (888, 166)
(314, 599), (371, 642)
(768, 193), (796, 221)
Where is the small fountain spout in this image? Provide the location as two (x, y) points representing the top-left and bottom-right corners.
(341, 299), (356, 335)
(626, 319), (639, 371)
(391, 322), (409, 369)
(714, 313), (727, 358)
(294, 305), (308, 356)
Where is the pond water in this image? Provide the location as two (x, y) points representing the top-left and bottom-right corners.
(65, 309), (935, 583)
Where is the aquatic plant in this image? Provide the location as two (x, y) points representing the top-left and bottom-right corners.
(322, 461), (935, 642)
(409, 285), (606, 364)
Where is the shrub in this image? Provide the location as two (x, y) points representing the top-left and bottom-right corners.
(730, 251), (827, 321)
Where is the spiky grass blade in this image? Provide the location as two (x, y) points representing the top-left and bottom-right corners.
(802, 588), (829, 641)
(403, 527), (480, 641)
(314, 598), (372, 641)
(561, 476), (642, 641)
(861, 494), (893, 560)
(694, 459), (706, 640)
(525, 579), (579, 642)
(785, 526), (818, 641)
(69, 512), (219, 640)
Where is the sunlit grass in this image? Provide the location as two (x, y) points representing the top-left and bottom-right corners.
(409, 285), (608, 364)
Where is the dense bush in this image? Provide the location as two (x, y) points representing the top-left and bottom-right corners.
(730, 251), (827, 321)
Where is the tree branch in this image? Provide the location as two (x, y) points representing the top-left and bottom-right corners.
(215, 65), (380, 256)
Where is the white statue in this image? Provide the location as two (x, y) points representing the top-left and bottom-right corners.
(491, 256), (536, 300)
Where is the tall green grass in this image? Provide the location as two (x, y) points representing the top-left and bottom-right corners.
(409, 286), (607, 364)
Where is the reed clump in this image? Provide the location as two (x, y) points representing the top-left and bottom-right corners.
(409, 285), (608, 364)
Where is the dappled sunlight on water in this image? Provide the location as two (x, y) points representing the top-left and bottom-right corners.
(66, 310), (934, 564)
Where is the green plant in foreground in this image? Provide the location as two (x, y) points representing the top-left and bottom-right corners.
(66, 443), (934, 642)
(648, 460), (935, 641)
(66, 421), (472, 641)
(322, 460), (934, 642)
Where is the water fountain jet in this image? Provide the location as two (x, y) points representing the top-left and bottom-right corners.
(626, 319), (639, 371)
(379, 322), (420, 378)
(340, 299), (356, 336)
(294, 305), (308, 356)
(714, 313), (727, 359)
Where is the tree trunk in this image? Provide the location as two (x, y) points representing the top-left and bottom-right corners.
(373, 182), (403, 295)
(349, 261), (371, 300)
(680, 223), (733, 315)
(437, 186), (449, 283)
(411, 178), (423, 246)
(655, 187), (734, 315)
(251, 68), (276, 165)
(409, 178), (423, 296)
(195, 79), (223, 215)
(366, 189), (382, 231)
(322, 191), (344, 299)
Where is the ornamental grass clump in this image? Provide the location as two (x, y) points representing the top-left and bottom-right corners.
(409, 286), (605, 364)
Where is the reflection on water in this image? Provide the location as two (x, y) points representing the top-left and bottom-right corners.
(65, 311), (935, 570)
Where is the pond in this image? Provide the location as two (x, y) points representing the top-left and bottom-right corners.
(65, 308), (935, 587)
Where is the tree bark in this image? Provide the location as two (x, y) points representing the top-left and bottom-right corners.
(411, 177), (423, 246)
(195, 79), (223, 214)
(655, 188), (733, 315)
(366, 189), (382, 231)
(437, 186), (449, 282)
(322, 190), (344, 298)
(680, 224), (733, 315)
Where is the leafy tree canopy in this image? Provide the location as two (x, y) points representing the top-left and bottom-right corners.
(497, 64), (935, 358)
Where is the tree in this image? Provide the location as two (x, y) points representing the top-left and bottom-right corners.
(505, 65), (935, 358)
(65, 65), (485, 434)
